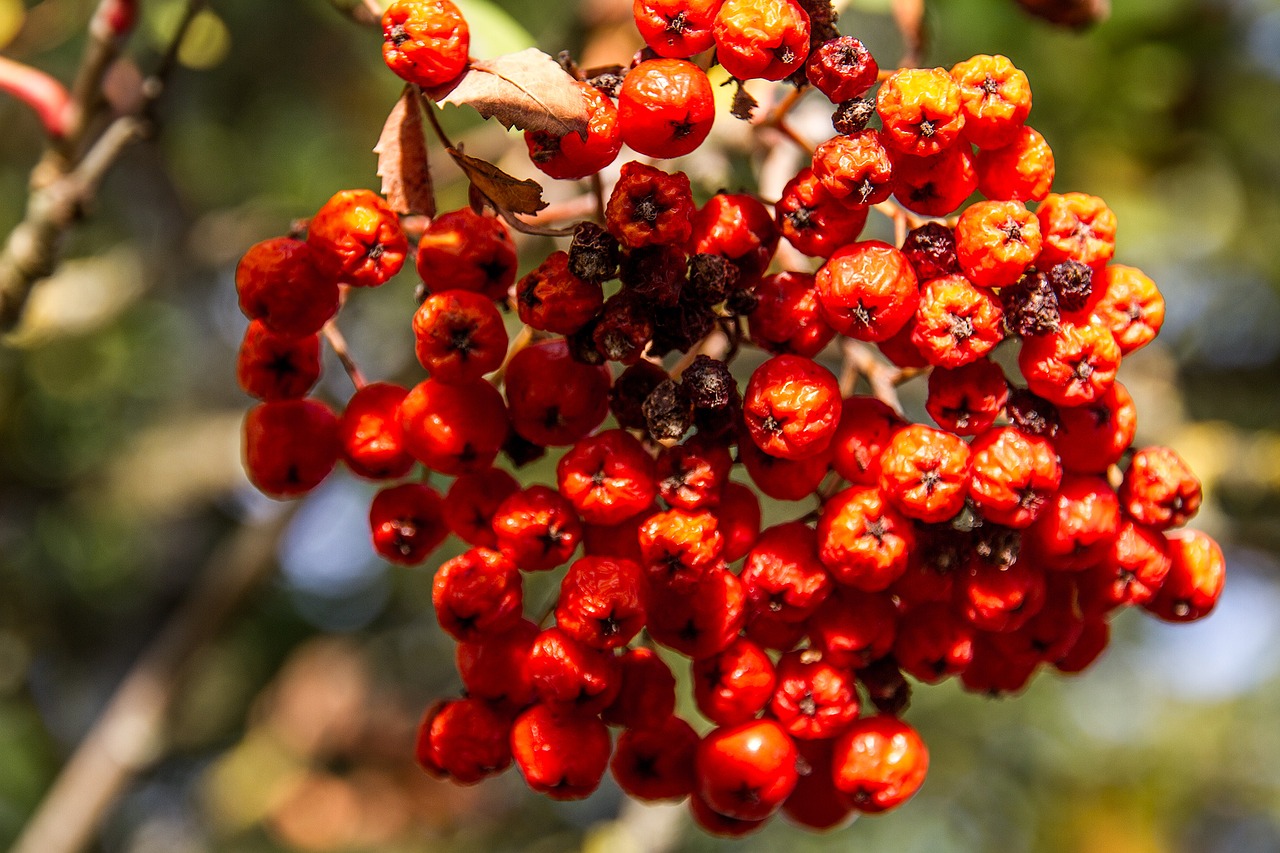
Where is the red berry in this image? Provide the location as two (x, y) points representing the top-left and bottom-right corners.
(633, 0), (723, 57)
(806, 36), (878, 103)
(696, 719), (799, 821)
(910, 274), (1004, 368)
(638, 508), (724, 590)
(816, 240), (920, 341)
(236, 321), (320, 401)
(1024, 474), (1121, 571)
(515, 250), (604, 335)
(831, 715), (928, 813)
(1120, 446), (1202, 530)
(511, 704), (612, 800)
(1092, 264), (1165, 355)
(975, 125), (1055, 202)
(741, 522), (832, 624)
(399, 376), (508, 475)
(879, 424), (972, 523)
(955, 199), (1042, 288)
(601, 647), (677, 730)
(556, 429), (658, 526)
(817, 486), (915, 591)
(876, 68), (965, 157)
(524, 81), (622, 180)
(968, 426), (1062, 528)
(528, 627), (621, 713)
(693, 636), (777, 726)
(369, 482), (448, 565)
(236, 237), (339, 338)
(689, 192), (779, 286)
(504, 339), (611, 446)
(830, 396), (905, 486)
(742, 354), (842, 460)
(617, 61), (715, 159)
(812, 130), (895, 207)
(1053, 380), (1137, 474)
(414, 208), (516, 301)
(442, 467), (520, 549)
(950, 54), (1032, 150)
(414, 698), (511, 785)
(718, 481), (762, 561)
(1036, 192), (1117, 270)
(891, 144), (979, 217)
(554, 555), (646, 650)
(807, 589), (898, 669)
(491, 485), (583, 572)
(645, 565), (745, 659)
(412, 289), (508, 383)
(381, 0), (470, 89)
(775, 167), (868, 258)
(747, 271), (836, 358)
(893, 602), (974, 683)
(611, 715), (700, 800)
(432, 547), (523, 642)
(924, 358), (1010, 437)
(768, 651), (860, 740)
(306, 189), (407, 288)
(455, 618), (538, 709)
(243, 399), (340, 498)
(1144, 529), (1225, 622)
(1018, 320), (1120, 408)
(712, 0), (810, 81)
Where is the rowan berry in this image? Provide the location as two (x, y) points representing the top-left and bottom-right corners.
(604, 361), (664, 426)
(455, 618), (538, 709)
(306, 189), (407, 287)
(1006, 386), (1061, 439)
(411, 290), (507, 383)
(994, 572), (1086, 663)
(441, 468), (519, 549)
(817, 486), (915, 591)
(879, 425), (973, 523)
(813, 130), (896, 207)
(642, 378), (693, 441)
(236, 237), (339, 337)
(528, 626), (622, 712)
(381, 0), (470, 89)
(782, 739), (856, 831)
(611, 716), (700, 801)
(1077, 519), (1171, 612)
(955, 199), (1042, 288)
(691, 636), (776, 726)
(775, 167), (869, 258)
(369, 482), (448, 564)
(718, 481), (762, 561)
(633, 0), (722, 57)
(901, 222), (961, 281)
(1053, 380), (1137, 473)
(1120, 446), (1202, 530)
(525, 81), (622, 181)
(504, 339), (611, 446)
(860, 656), (914, 716)
(432, 547), (523, 641)
(742, 610), (807, 653)
(741, 522), (832, 623)
(832, 97), (876, 135)
(697, 718), (799, 820)
(830, 396), (905, 486)
(243, 399), (341, 498)
(960, 632), (1038, 694)
(807, 36), (878, 103)
(1047, 259), (1095, 314)
(491, 485), (583, 572)
(645, 565), (746, 659)
(953, 551), (1046, 633)
(1054, 614), (1109, 674)
(968, 426), (1062, 528)
(414, 699), (511, 785)
(656, 435), (733, 510)
(1035, 192), (1117, 270)
(876, 68), (966, 157)
(399, 376), (507, 475)
(236, 321), (320, 401)
(831, 715), (927, 813)
(510, 704), (612, 799)
(889, 526), (965, 610)
(816, 240), (920, 341)
(556, 429), (657, 526)
(617, 60), (715, 159)
(746, 271), (834, 358)
(712, 0), (810, 81)
(975, 125), (1054, 202)
(1144, 529), (1225, 622)
(638, 508), (724, 590)
(568, 221), (621, 283)
(768, 651), (859, 740)
(910, 274), (1004, 368)
(742, 354), (842, 460)
(1024, 474), (1121, 571)
(1091, 264), (1165, 355)
(555, 555), (647, 649)
(689, 791), (768, 837)
(925, 358), (1010, 436)
(891, 144), (979, 217)
(1018, 320), (1121, 408)
(892, 601), (974, 683)
(601, 647), (677, 730)
(808, 589), (898, 670)
(950, 54), (1032, 149)
(414, 208), (516, 301)
(582, 505), (653, 565)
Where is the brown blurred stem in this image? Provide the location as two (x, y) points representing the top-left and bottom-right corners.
(11, 509), (294, 853)
(0, 0), (208, 332)
(892, 0), (926, 68)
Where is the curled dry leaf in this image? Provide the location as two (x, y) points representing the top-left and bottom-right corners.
(447, 147), (547, 215)
(375, 87), (436, 216)
(429, 47), (590, 140)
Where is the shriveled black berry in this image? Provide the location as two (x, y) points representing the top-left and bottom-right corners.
(682, 356), (737, 410)
(610, 360), (669, 431)
(1002, 271), (1060, 337)
(859, 657), (911, 716)
(568, 222), (620, 282)
(832, 97), (875, 135)
(648, 302), (713, 357)
(687, 253), (739, 306)
(642, 380), (693, 442)
(1048, 260), (1094, 313)
(726, 285), (759, 316)
(593, 292), (653, 363)
(566, 317), (605, 366)
(586, 66), (625, 98)
(620, 245), (686, 306)
(1006, 387), (1061, 438)
(973, 524), (1021, 569)
(901, 222), (961, 280)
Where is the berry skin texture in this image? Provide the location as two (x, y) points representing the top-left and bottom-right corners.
(816, 240), (920, 341)
(511, 705), (612, 800)
(742, 355), (842, 460)
(768, 651), (860, 741)
(955, 199), (1042, 288)
(1080, 519), (1172, 612)
(1018, 320), (1121, 408)
(617, 60), (715, 159)
(554, 556), (646, 649)
(243, 400), (340, 498)
(1119, 446), (1202, 530)
(807, 36), (879, 103)
(747, 271), (835, 358)
(236, 237), (338, 337)
(528, 627), (621, 712)
(414, 699), (511, 784)
(612, 715), (699, 801)
(830, 396), (905, 486)
(557, 429), (657, 526)
(382, 0), (470, 89)
(645, 566), (746, 659)
(306, 189), (408, 288)
(891, 145), (979, 218)
(399, 377), (508, 475)
(504, 339), (611, 446)
(812, 130), (896, 207)
(639, 508), (724, 591)
(693, 637), (778, 726)
(775, 167), (869, 259)
(1145, 529), (1226, 622)
(412, 289), (508, 383)
(718, 481), (763, 561)
(712, 0), (811, 82)
(741, 521), (832, 624)
(1025, 474), (1121, 571)
(606, 161), (697, 249)
(602, 646), (677, 729)
(910, 274), (1004, 368)
(369, 482), (448, 565)
(831, 715), (928, 813)
(879, 424), (973, 523)
(517, 250), (604, 335)
(1053, 381), (1137, 474)
(950, 54), (1032, 150)
(633, 0), (723, 57)
(339, 382), (415, 480)
(696, 719), (800, 821)
(491, 485), (583, 572)
(976, 125), (1055, 202)
(817, 487), (915, 591)
(968, 426), (1063, 528)
(1035, 192), (1117, 270)
(455, 618), (538, 709)
(876, 68), (966, 157)
(924, 358), (1010, 437)
(236, 321), (320, 402)
(414, 208), (516, 301)
(524, 81), (621, 181)
(431, 547), (523, 642)
(689, 193), (779, 286)
(1091, 264), (1165, 355)
(442, 468), (519, 549)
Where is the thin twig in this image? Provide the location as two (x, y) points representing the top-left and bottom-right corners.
(495, 205), (580, 237)
(590, 172), (607, 222)
(892, 0), (927, 68)
(843, 339), (908, 415)
(322, 319), (367, 390)
(11, 508), (295, 853)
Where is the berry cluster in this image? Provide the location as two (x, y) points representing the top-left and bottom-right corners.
(237, 0), (1226, 836)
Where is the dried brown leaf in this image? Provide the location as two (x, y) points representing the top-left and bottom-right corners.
(374, 87), (435, 217)
(431, 48), (589, 140)
(447, 148), (547, 215)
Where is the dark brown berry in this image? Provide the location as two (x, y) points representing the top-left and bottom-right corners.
(569, 222), (621, 282)
(643, 379), (693, 441)
(901, 222), (961, 281)
(1048, 260), (1094, 312)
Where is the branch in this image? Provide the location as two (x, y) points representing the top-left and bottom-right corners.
(0, 0), (207, 333)
(10, 509), (294, 853)
(0, 56), (72, 138)
(892, 0), (926, 68)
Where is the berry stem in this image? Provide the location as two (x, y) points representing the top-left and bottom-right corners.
(892, 0), (927, 68)
(322, 316), (368, 390)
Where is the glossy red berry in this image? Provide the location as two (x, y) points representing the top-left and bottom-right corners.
(1120, 446), (1202, 530)
(924, 358), (1010, 437)
(656, 435), (733, 511)
(712, 0), (810, 81)
(830, 396), (905, 486)
(1018, 320), (1121, 408)
(399, 376), (508, 475)
(693, 637), (778, 726)
(601, 647), (677, 730)
(432, 547), (523, 641)
(968, 426), (1062, 528)
(775, 167), (868, 258)
(515, 250), (604, 335)
(554, 555), (646, 650)
(955, 199), (1042, 288)
(236, 237), (339, 337)
(645, 565), (745, 659)
(689, 192), (779, 286)
(381, 0), (470, 89)
(556, 429), (658, 526)
(741, 522), (832, 624)
(243, 399), (340, 498)
(524, 81), (622, 180)
(817, 486), (915, 591)
(1024, 474), (1121, 571)
(504, 339), (611, 446)
(807, 36), (878, 103)
(511, 704), (612, 800)
(369, 482), (448, 565)
(879, 424), (972, 523)
(455, 618), (538, 709)
(236, 321), (320, 401)
(975, 125), (1055, 202)
(1144, 529), (1225, 622)
(414, 698), (511, 785)
(617, 61), (715, 159)
(950, 54), (1032, 150)
(808, 589), (898, 670)
(611, 715), (700, 801)
(633, 0), (722, 57)
(747, 271), (836, 358)
(306, 189), (407, 287)
(491, 485), (583, 572)
(831, 714), (928, 813)
(412, 289), (508, 383)
(697, 719), (799, 821)
(816, 241), (920, 342)
(876, 68), (965, 157)
(414, 208), (516, 301)
(638, 508), (724, 590)
(718, 481), (763, 561)
(528, 627), (621, 712)
(768, 651), (860, 741)
(812, 130), (895, 207)
(442, 467), (520, 549)
(742, 354), (842, 460)
(1091, 264), (1164, 355)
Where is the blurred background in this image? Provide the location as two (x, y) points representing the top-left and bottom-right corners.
(1, 0), (1279, 850)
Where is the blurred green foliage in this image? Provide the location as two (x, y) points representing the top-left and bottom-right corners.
(2, 0), (1280, 851)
